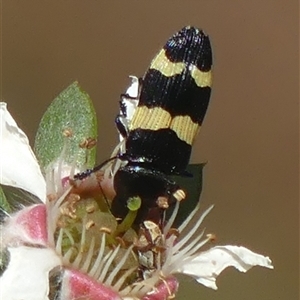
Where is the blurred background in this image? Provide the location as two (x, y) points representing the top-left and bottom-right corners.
(1, 1), (298, 299)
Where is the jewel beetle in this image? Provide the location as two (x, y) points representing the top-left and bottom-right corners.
(110, 26), (213, 223)
(74, 26), (212, 224)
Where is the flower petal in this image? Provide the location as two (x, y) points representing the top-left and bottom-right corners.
(2, 204), (48, 246)
(60, 268), (122, 300)
(0, 246), (61, 300)
(0, 102), (46, 202)
(178, 245), (273, 290)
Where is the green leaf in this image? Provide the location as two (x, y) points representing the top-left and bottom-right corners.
(167, 163), (206, 227)
(0, 186), (10, 218)
(34, 82), (97, 173)
(0, 184), (41, 222)
(0, 248), (10, 276)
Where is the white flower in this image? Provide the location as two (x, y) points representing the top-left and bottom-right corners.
(0, 102), (273, 300)
(0, 246), (61, 300)
(178, 245), (273, 290)
(127, 203), (273, 295)
(0, 102), (46, 202)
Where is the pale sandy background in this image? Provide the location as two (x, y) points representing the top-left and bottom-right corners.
(1, 1), (298, 299)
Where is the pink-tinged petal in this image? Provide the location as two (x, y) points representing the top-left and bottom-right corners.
(0, 246), (61, 300)
(142, 277), (179, 300)
(178, 245), (273, 290)
(0, 102), (46, 202)
(2, 204), (48, 246)
(60, 268), (122, 300)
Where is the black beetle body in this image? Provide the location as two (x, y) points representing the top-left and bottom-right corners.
(111, 26), (213, 223)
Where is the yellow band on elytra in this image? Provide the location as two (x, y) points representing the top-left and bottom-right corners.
(130, 106), (199, 145)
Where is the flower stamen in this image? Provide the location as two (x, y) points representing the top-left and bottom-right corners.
(81, 236), (95, 272)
